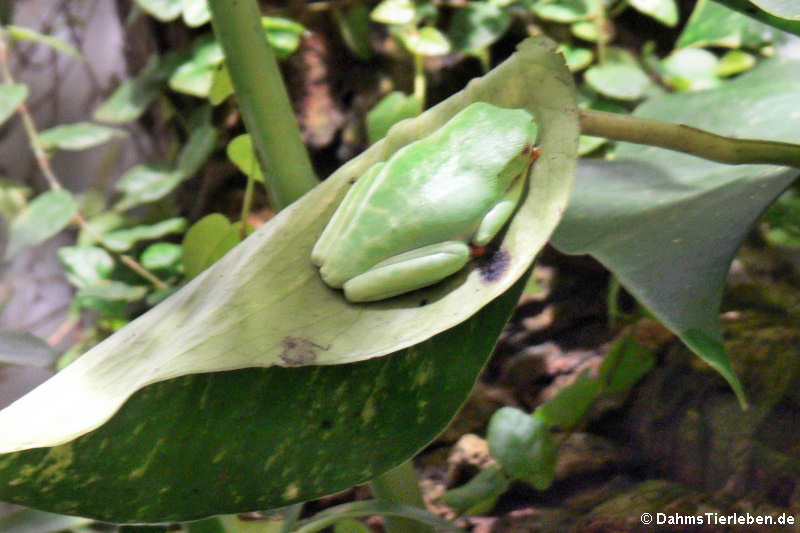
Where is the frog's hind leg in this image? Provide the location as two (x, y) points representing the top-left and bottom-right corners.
(343, 241), (470, 302)
(312, 162), (385, 266)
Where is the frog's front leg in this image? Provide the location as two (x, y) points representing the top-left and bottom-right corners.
(343, 241), (471, 302)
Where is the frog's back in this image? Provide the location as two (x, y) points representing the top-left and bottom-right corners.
(321, 104), (534, 286)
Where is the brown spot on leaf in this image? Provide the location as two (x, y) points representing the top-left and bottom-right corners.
(280, 337), (328, 366)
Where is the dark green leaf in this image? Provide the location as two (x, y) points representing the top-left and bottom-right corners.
(597, 336), (656, 396)
(552, 58), (800, 405)
(676, 0), (778, 49)
(0, 277), (524, 521)
(334, 4), (372, 60)
(177, 122), (217, 177)
(366, 92), (422, 144)
(102, 217), (187, 252)
(39, 123), (125, 151)
(6, 189), (77, 258)
(535, 370), (600, 430)
(113, 165), (184, 211)
(0, 84), (27, 127)
(487, 408), (557, 490)
(334, 518), (372, 533)
(442, 464), (509, 514)
(181, 213), (240, 280)
(295, 500), (465, 533)
(448, 3), (511, 52)
(0, 331), (57, 368)
(94, 53), (185, 123)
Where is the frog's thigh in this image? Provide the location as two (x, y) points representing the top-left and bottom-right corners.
(472, 174), (526, 246)
(343, 241), (470, 302)
(312, 162), (385, 266)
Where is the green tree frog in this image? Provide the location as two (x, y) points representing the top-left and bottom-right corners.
(312, 102), (539, 302)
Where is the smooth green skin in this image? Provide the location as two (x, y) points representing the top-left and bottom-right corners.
(312, 103), (538, 302)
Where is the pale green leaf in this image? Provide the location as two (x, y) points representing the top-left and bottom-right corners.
(400, 26), (451, 56)
(661, 48), (721, 91)
(182, 0), (211, 26)
(715, 49), (756, 77)
(58, 245), (115, 288)
(135, 0), (182, 21)
(208, 63), (234, 105)
(0, 40), (578, 514)
(584, 63), (651, 100)
(0, 331), (57, 368)
(448, 3), (511, 52)
(6, 189), (77, 258)
(168, 37), (224, 97)
(5, 25), (81, 59)
(262, 17), (307, 60)
(226, 134), (264, 183)
(558, 44), (593, 72)
(102, 217), (187, 252)
(0, 509), (92, 533)
(629, 0), (679, 26)
(113, 165), (184, 211)
(366, 92), (422, 144)
(39, 123), (125, 151)
(77, 281), (148, 302)
(532, 0), (596, 23)
(181, 213), (240, 280)
(0, 84), (27, 127)
(141, 242), (182, 272)
(371, 0), (416, 25)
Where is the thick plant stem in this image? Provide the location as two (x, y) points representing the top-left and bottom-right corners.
(580, 109), (800, 168)
(370, 461), (434, 533)
(209, 0), (317, 211)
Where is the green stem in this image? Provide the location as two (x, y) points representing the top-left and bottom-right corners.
(579, 109), (800, 168)
(239, 173), (255, 237)
(370, 461), (434, 533)
(593, 0), (608, 65)
(209, 0), (317, 212)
